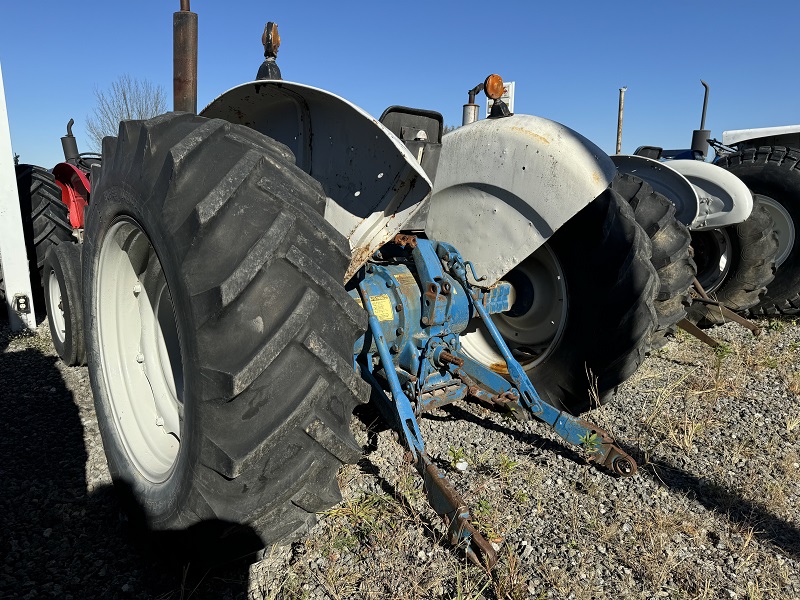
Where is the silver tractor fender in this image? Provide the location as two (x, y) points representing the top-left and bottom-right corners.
(612, 154), (752, 231)
(201, 80), (431, 280)
(667, 160), (752, 231)
(426, 114), (617, 286)
(611, 154), (699, 226)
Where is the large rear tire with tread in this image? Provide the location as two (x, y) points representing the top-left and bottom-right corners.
(16, 164), (74, 300)
(83, 113), (369, 552)
(43, 243), (86, 366)
(687, 197), (778, 326)
(1, 165), (73, 305)
(461, 176), (658, 415)
(615, 173), (695, 349)
(718, 146), (800, 315)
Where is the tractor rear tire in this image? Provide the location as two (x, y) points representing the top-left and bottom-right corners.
(615, 173), (695, 349)
(718, 146), (800, 315)
(42, 243), (86, 366)
(687, 197), (778, 326)
(83, 113), (369, 553)
(460, 176), (658, 415)
(526, 178), (658, 414)
(15, 164), (74, 305)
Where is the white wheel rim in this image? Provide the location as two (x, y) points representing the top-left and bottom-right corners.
(756, 194), (795, 268)
(96, 219), (184, 483)
(48, 269), (66, 344)
(460, 244), (567, 374)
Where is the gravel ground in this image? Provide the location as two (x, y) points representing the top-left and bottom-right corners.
(1, 315), (799, 599)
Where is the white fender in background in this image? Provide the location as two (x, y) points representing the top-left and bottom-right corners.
(0, 62), (36, 330)
(723, 125), (800, 146)
(427, 115), (617, 286)
(611, 154), (699, 226)
(201, 80), (431, 280)
(667, 160), (753, 231)
(613, 155), (753, 231)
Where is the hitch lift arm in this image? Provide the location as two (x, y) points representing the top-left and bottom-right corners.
(354, 237), (636, 569)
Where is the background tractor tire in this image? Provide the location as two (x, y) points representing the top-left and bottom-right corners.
(42, 243), (86, 366)
(615, 173), (696, 349)
(687, 197), (778, 326)
(718, 146), (800, 315)
(461, 176), (658, 415)
(83, 113), (370, 554)
(14, 164), (74, 306)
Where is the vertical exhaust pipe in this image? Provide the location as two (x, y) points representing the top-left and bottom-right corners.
(173, 0), (197, 113)
(616, 86), (627, 155)
(691, 80), (711, 158)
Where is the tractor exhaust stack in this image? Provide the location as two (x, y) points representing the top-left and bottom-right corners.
(691, 80), (711, 158)
(61, 119), (79, 164)
(173, 0), (198, 113)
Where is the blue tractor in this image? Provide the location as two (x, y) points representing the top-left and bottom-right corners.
(70, 5), (661, 567)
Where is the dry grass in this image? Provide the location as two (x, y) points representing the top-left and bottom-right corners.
(247, 320), (800, 599)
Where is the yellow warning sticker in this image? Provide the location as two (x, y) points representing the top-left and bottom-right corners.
(353, 294), (395, 322)
(370, 294), (395, 321)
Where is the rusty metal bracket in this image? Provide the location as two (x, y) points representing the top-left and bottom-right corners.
(418, 453), (497, 569)
(679, 277), (762, 348)
(691, 298), (762, 336)
(677, 318), (721, 348)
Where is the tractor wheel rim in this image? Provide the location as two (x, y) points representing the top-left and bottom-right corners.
(692, 228), (732, 294)
(459, 244), (567, 374)
(756, 194), (795, 268)
(96, 219), (184, 483)
(48, 269), (66, 344)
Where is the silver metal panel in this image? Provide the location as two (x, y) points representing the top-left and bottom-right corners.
(427, 114), (616, 286)
(0, 62), (36, 330)
(201, 80), (431, 280)
(723, 125), (800, 146)
(667, 160), (753, 230)
(612, 154), (699, 226)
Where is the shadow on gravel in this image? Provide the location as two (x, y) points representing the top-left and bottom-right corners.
(0, 322), (258, 599)
(648, 460), (800, 560)
(435, 403), (591, 467)
(395, 399), (800, 562)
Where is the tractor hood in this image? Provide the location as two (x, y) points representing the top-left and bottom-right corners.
(202, 80), (431, 280)
(426, 114), (617, 286)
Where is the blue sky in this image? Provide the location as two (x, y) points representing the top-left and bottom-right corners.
(1, 1), (798, 168)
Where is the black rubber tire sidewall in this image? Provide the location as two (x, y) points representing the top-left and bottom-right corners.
(15, 164), (73, 309)
(83, 188), (199, 531)
(718, 147), (800, 315)
(528, 182), (658, 414)
(84, 114), (369, 550)
(614, 173), (695, 349)
(42, 242), (86, 366)
(688, 198), (778, 325)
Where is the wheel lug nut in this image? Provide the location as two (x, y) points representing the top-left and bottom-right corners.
(155, 416), (164, 426)
(133, 282), (142, 296)
(136, 353), (144, 363)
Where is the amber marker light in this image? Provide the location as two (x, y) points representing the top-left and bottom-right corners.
(271, 23), (281, 51)
(262, 22), (281, 57)
(484, 74), (505, 100)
